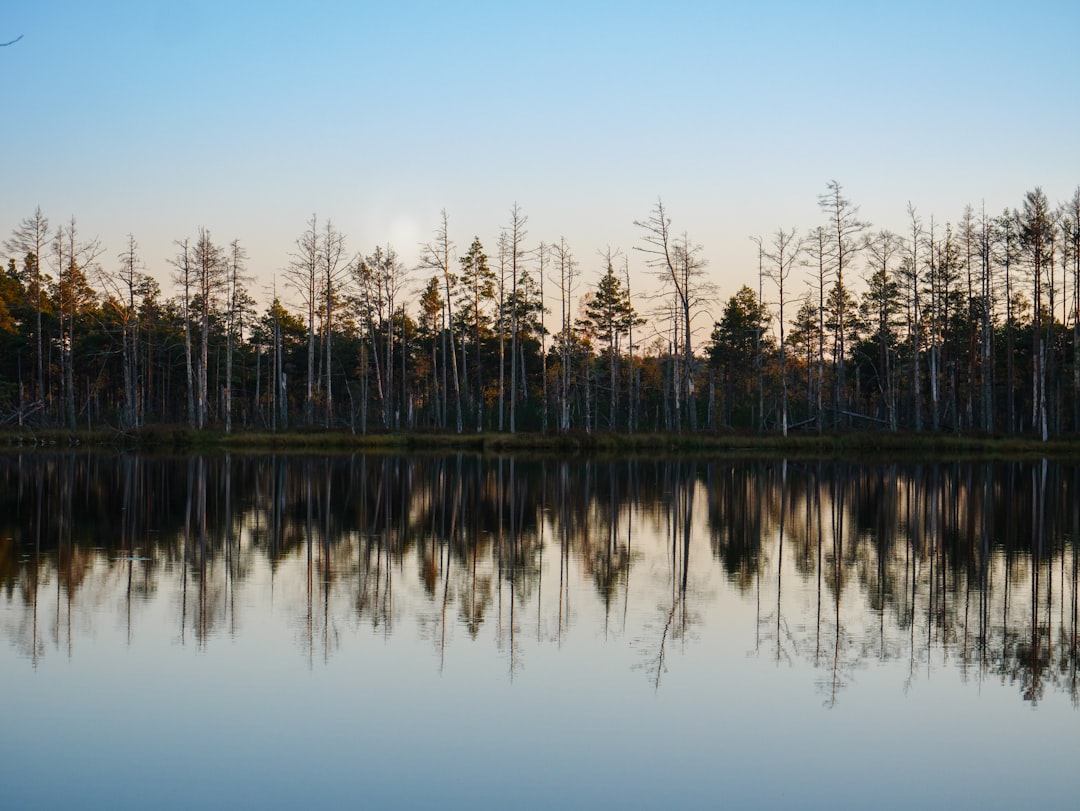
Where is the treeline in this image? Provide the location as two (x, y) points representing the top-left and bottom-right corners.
(1, 183), (1078, 437)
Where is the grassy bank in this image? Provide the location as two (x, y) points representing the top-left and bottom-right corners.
(3, 425), (1080, 459)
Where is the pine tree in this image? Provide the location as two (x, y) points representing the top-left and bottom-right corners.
(582, 251), (640, 431)
(457, 237), (494, 430)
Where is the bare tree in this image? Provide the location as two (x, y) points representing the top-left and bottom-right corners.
(552, 238), (578, 432)
(504, 203), (528, 433)
(101, 234), (146, 427)
(52, 217), (102, 429)
(224, 239), (251, 433)
(1020, 188), (1054, 440)
(170, 239), (196, 428)
(922, 214), (943, 432)
(901, 204), (923, 432)
(496, 231), (508, 431)
(978, 204), (995, 433)
(286, 214), (320, 426)
(802, 225), (832, 431)
(352, 245), (407, 428)
(1062, 187), (1080, 432)
(537, 242), (550, 433)
(960, 205), (978, 429)
(925, 217), (961, 433)
(192, 228), (225, 429)
(817, 181), (867, 426)
(319, 219), (348, 427)
(764, 227), (802, 436)
(5, 207), (50, 406)
(420, 210), (462, 433)
(751, 235), (765, 431)
(635, 199), (713, 432)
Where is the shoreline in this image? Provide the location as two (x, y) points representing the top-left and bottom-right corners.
(3, 426), (1079, 460)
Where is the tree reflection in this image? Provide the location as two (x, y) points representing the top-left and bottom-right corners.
(1, 451), (1080, 706)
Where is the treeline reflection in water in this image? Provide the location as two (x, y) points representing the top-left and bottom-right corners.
(2, 452), (1078, 706)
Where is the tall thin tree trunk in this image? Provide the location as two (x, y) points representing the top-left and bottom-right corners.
(225, 307), (233, 433)
(1006, 242), (1015, 434)
(325, 296), (334, 428)
(276, 306), (288, 430)
(64, 306), (75, 430)
(1074, 244), (1079, 434)
(754, 237), (764, 433)
(498, 239), (506, 431)
(510, 262), (519, 434)
(255, 346), (262, 427)
(624, 259), (636, 434)
(360, 340), (368, 435)
(184, 257), (195, 429)
(401, 305), (408, 430)
(672, 314), (682, 432)
(385, 293), (394, 429)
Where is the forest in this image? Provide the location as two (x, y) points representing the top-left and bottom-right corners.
(1, 182), (1078, 439)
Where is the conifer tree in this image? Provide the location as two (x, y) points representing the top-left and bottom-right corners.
(457, 236), (494, 431)
(582, 250), (639, 431)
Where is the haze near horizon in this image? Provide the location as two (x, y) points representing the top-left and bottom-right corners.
(2, 0), (1078, 309)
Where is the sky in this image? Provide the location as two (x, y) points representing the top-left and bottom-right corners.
(2, 0), (1078, 324)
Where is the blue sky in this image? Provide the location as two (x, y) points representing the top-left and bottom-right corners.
(2, 0), (1078, 317)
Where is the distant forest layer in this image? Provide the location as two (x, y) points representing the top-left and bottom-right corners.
(2, 184), (1078, 439)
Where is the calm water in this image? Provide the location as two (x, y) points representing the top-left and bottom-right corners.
(2, 452), (1078, 809)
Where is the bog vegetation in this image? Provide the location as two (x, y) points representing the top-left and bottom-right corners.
(1, 183), (1078, 440)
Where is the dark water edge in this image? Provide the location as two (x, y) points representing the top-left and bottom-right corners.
(5, 425), (1080, 458)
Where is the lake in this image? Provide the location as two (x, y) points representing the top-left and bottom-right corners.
(1, 452), (1078, 809)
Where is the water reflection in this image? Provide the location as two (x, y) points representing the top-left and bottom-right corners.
(2, 452), (1078, 706)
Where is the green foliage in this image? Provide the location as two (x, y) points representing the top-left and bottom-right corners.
(4, 186), (1080, 438)
(582, 259), (638, 349)
(708, 286), (773, 428)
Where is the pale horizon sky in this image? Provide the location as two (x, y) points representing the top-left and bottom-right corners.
(3, 0), (1078, 329)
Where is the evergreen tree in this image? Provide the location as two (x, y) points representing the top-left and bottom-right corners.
(709, 286), (771, 428)
(582, 251), (640, 430)
(456, 236), (494, 430)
